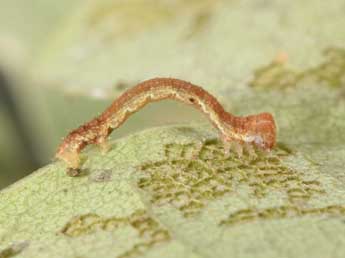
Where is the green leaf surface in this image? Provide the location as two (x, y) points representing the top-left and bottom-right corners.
(1, 99), (345, 257)
(1, 0), (345, 257)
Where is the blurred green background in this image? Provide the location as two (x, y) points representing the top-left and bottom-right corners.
(0, 0), (211, 188)
(0, 0), (83, 188)
(0, 0), (344, 189)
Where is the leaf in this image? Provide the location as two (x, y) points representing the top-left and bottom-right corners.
(1, 0), (345, 257)
(1, 116), (345, 258)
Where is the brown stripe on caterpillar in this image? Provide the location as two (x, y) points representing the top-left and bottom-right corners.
(56, 78), (276, 175)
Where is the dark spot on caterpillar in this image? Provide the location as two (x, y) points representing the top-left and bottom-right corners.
(189, 98), (195, 103)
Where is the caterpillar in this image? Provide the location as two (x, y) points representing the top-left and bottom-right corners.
(56, 78), (276, 175)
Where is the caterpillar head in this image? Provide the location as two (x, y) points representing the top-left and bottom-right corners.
(55, 136), (82, 169)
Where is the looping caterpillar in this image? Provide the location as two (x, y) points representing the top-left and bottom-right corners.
(56, 78), (276, 174)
